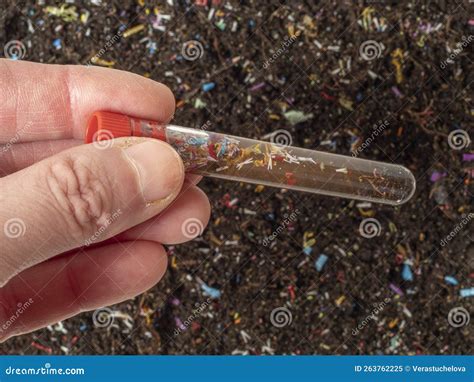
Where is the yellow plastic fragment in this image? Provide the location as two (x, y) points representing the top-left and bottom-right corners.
(303, 15), (315, 29)
(80, 12), (89, 24)
(335, 295), (346, 306)
(90, 57), (115, 67)
(388, 221), (397, 233)
(303, 231), (316, 248)
(233, 312), (241, 324)
(339, 98), (354, 111)
(288, 24), (295, 37)
(123, 24), (145, 38)
(391, 49), (404, 84)
(358, 208), (375, 217)
(44, 5), (79, 22)
(361, 7), (375, 30)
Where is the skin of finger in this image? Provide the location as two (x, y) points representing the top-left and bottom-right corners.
(90, 182), (209, 249)
(0, 240), (167, 342)
(0, 141), (205, 179)
(184, 173), (203, 185)
(118, 184), (211, 245)
(0, 138), (183, 285)
(0, 139), (81, 176)
(0, 142), (208, 283)
(0, 59), (175, 143)
(37, 180), (209, 252)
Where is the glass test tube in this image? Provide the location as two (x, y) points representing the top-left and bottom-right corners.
(86, 112), (416, 205)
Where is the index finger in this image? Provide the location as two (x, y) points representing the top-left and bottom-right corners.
(0, 59), (175, 144)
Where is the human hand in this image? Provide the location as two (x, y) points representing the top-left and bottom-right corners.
(0, 59), (210, 342)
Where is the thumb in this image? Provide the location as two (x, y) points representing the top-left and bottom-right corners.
(0, 137), (184, 286)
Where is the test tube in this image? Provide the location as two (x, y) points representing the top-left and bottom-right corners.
(86, 111), (416, 205)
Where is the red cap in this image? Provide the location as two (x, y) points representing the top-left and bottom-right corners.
(85, 111), (133, 143)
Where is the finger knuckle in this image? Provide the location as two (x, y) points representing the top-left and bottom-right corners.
(44, 154), (115, 244)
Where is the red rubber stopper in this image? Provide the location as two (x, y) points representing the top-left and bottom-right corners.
(85, 111), (167, 143)
(85, 111), (133, 143)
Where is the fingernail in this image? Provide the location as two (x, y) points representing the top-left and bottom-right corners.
(123, 140), (184, 202)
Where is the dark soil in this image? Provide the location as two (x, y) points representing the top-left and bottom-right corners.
(1, 0), (472, 354)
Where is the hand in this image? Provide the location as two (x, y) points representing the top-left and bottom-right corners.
(0, 59), (210, 342)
